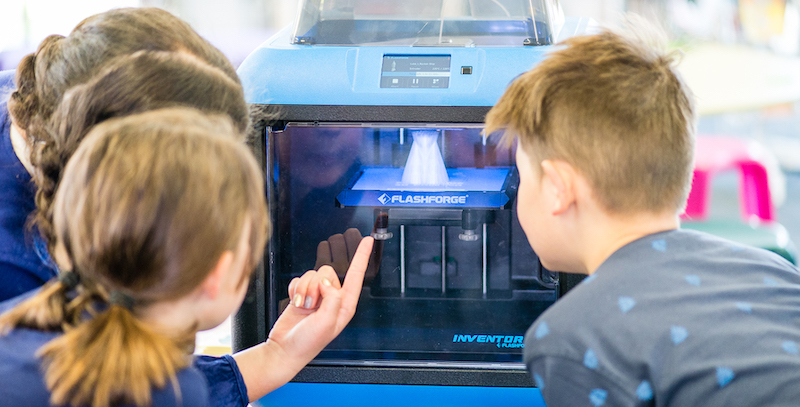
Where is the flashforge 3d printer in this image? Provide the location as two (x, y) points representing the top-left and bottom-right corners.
(234, 0), (591, 404)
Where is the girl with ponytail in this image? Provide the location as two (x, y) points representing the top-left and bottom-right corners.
(0, 107), (374, 407)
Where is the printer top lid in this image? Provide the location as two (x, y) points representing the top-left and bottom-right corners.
(291, 0), (565, 47)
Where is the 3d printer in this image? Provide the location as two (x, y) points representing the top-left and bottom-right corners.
(234, 0), (592, 403)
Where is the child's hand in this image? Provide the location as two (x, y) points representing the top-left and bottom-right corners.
(270, 236), (374, 364)
(232, 237), (374, 402)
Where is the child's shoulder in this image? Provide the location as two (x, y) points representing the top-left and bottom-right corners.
(0, 69), (14, 102)
(0, 324), (209, 407)
(0, 326), (61, 406)
(526, 227), (800, 352)
(151, 365), (210, 407)
(604, 228), (798, 279)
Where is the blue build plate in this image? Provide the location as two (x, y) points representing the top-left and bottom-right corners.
(337, 166), (514, 208)
(352, 167), (510, 192)
(253, 383), (546, 407)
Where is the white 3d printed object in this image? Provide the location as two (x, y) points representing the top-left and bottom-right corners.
(402, 131), (450, 186)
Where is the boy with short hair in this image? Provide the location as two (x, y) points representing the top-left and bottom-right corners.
(485, 22), (800, 406)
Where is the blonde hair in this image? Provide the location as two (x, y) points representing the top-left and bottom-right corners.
(485, 18), (696, 214)
(0, 108), (269, 407)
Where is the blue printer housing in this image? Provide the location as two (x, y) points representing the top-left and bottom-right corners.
(234, 2), (591, 402)
(238, 20), (591, 108)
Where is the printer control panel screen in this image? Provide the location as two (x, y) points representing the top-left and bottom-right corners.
(381, 55), (450, 89)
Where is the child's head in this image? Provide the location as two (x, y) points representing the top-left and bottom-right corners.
(8, 7), (238, 133)
(33, 49), (248, 250)
(486, 24), (696, 215)
(485, 22), (695, 272)
(5, 6), (246, 249)
(53, 107), (268, 313)
(1, 107), (268, 407)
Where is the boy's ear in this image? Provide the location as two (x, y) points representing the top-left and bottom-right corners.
(540, 159), (577, 215)
(199, 250), (235, 300)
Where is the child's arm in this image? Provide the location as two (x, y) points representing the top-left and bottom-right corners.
(232, 237), (374, 402)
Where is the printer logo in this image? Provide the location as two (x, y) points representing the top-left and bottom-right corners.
(376, 193), (469, 206)
(452, 334), (525, 349)
(377, 194), (468, 205)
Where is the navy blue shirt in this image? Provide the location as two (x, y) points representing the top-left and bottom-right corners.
(195, 354), (249, 407)
(0, 293), (248, 407)
(0, 69), (57, 301)
(0, 325), (211, 407)
(525, 229), (800, 406)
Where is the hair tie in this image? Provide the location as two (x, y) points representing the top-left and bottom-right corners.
(109, 291), (136, 310)
(58, 271), (80, 291)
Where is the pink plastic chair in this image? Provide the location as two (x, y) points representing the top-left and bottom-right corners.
(682, 136), (774, 223)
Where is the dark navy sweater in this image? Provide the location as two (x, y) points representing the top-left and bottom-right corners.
(0, 69), (57, 301)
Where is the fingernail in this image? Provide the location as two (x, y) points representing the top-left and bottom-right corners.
(321, 278), (331, 287)
(303, 296), (313, 309)
(293, 294), (302, 307)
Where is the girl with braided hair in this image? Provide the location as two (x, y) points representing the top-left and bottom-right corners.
(2, 7), (244, 302)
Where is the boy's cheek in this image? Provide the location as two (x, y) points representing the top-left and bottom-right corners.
(516, 179), (557, 267)
(515, 178), (538, 232)
(516, 200), (533, 236)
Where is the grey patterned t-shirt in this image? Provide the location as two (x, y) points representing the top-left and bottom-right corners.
(525, 228), (800, 407)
